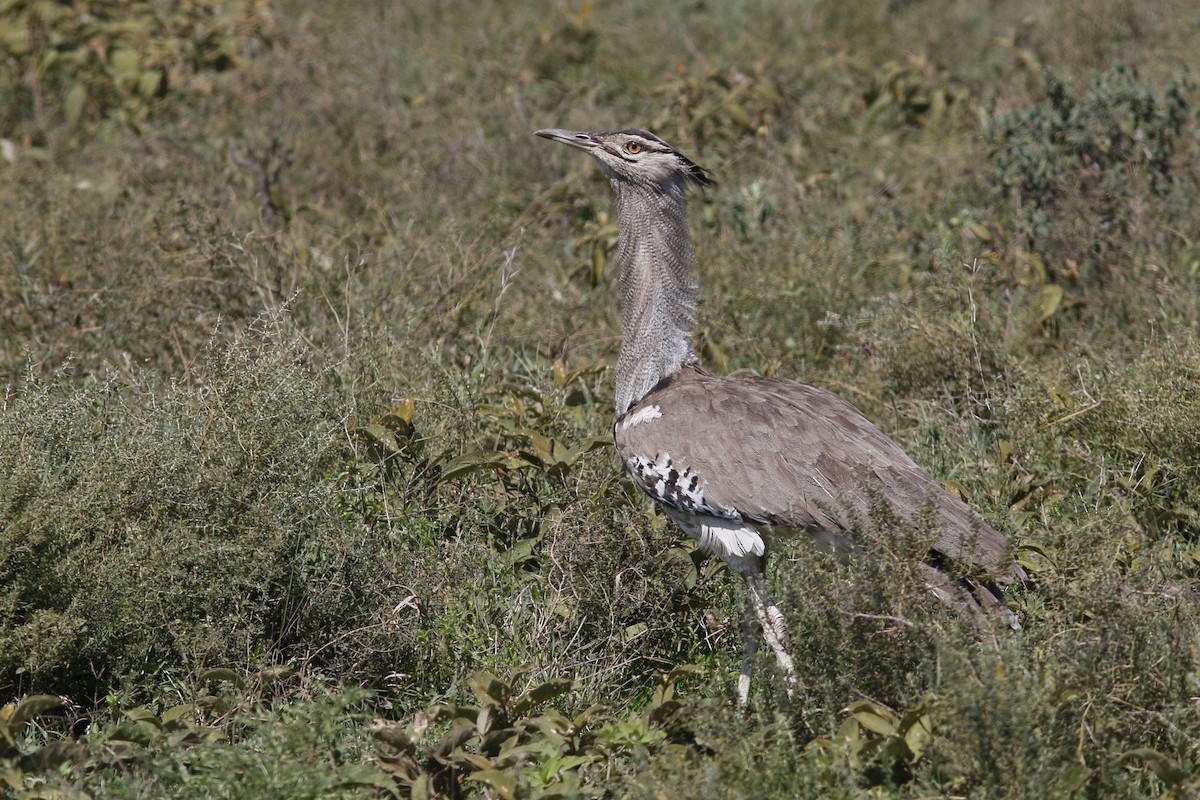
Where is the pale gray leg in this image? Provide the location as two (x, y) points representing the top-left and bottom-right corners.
(738, 601), (760, 705)
(745, 572), (796, 697)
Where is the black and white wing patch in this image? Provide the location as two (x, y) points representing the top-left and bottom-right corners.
(616, 402), (766, 565)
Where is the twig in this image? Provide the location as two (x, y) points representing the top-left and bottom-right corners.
(229, 137), (285, 230)
(1040, 399), (1103, 429)
(849, 612), (916, 629)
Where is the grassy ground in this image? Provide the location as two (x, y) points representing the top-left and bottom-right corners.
(2, 0), (1199, 796)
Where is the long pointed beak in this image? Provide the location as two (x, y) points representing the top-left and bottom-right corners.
(534, 128), (601, 151)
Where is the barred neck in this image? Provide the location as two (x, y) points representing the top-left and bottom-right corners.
(611, 176), (699, 415)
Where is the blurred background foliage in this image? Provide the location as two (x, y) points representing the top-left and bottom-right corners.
(1, 0), (1199, 797)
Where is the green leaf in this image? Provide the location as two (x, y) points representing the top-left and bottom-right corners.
(476, 704), (493, 735)
(260, 665), (296, 685)
(371, 721), (415, 752)
(583, 433), (612, 450)
(835, 716), (861, 746)
(199, 667), (244, 687)
(137, 68), (162, 99)
(591, 244), (606, 285)
(124, 706), (161, 726)
(502, 537), (537, 567)
(38, 48), (59, 71)
(942, 479), (970, 502)
(852, 710), (896, 737)
(572, 704), (606, 730)
(672, 545), (699, 589)
(514, 427), (555, 457)
(528, 708), (572, 739)
(465, 769), (519, 800)
(1121, 748), (1190, 786)
(408, 704), (456, 742)
(161, 704), (194, 726)
(848, 700), (897, 736)
(1033, 283), (1064, 323)
(1046, 384), (1075, 411)
(455, 752), (492, 770)
(666, 664), (707, 680)
(17, 739), (87, 773)
(512, 678), (574, 717)
(469, 672), (511, 708)
(432, 725), (476, 759)
(336, 764), (401, 797)
(900, 706), (932, 759)
(967, 222), (992, 241)
(358, 423), (398, 450)
(2, 765), (23, 790)
(11, 695), (66, 730)
(110, 47), (141, 81)
(622, 622), (648, 643)
(438, 449), (511, 482)
(411, 773), (431, 800)
(1061, 763), (1093, 792)
(553, 754), (595, 771)
(64, 82), (87, 126)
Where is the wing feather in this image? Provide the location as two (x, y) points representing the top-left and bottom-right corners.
(614, 366), (1020, 582)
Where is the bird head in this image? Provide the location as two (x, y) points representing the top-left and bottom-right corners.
(534, 128), (713, 190)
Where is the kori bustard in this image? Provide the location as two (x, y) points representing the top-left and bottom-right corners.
(534, 127), (1023, 704)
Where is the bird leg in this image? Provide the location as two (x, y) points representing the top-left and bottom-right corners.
(738, 601), (760, 705)
(744, 572), (796, 697)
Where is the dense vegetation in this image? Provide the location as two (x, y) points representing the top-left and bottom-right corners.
(2, 0), (1198, 796)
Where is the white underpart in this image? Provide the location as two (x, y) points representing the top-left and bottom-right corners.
(624, 448), (765, 565)
(667, 509), (765, 566)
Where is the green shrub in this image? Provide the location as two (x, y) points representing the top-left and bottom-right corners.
(0, 315), (415, 698)
(2, 675), (386, 799)
(0, 0), (274, 139)
(375, 666), (701, 799)
(341, 358), (730, 703)
(1003, 334), (1200, 545)
(987, 66), (1196, 283)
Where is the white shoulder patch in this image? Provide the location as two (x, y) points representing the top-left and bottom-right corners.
(619, 404), (662, 430)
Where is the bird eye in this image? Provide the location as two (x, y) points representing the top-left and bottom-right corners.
(625, 142), (643, 154)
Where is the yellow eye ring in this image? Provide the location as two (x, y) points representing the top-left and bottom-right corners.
(625, 142), (643, 154)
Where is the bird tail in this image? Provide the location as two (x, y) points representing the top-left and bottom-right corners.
(918, 560), (1023, 631)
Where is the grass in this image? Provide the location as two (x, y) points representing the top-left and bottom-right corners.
(2, 0), (1199, 797)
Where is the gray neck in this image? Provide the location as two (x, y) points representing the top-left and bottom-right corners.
(610, 175), (699, 415)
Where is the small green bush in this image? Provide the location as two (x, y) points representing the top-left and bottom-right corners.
(0, 316), (415, 698)
(0, 0), (273, 138)
(2, 676), (385, 799)
(988, 66), (1196, 283)
(1004, 334), (1200, 544)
